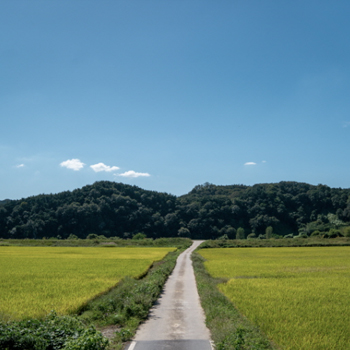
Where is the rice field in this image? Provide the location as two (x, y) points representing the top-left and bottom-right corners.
(199, 247), (350, 350)
(0, 246), (175, 320)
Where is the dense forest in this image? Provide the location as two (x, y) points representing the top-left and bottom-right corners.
(1, 181), (350, 240)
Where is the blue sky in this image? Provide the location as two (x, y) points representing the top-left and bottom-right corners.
(1, 1), (350, 199)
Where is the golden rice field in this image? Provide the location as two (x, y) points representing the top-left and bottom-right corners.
(0, 246), (175, 320)
(199, 247), (350, 350)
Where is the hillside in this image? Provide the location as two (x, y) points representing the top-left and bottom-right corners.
(1, 181), (350, 240)
(178, 182), (350, 238)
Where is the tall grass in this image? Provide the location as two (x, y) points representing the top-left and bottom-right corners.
(199, 247), (350, 350)
(0, 246), (175, 320)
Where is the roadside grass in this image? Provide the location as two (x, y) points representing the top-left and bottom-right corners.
(199, 247), (350, 350)
(192, 252), (277, 350)
(80, 242), (192, 349)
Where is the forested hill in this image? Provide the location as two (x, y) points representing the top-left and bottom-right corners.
(1, 181), (350, 240)
(0, 182), (177, 240)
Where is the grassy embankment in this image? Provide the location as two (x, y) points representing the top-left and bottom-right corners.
(198, 245), (350, 350)
(0, 237), (192, 350)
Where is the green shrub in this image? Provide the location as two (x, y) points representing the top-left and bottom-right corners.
(63, 327), (109, 350)
(0, 312), (108, 350)
(325, 229), (343, 238)
(236, 227), (245, 240)
(86, 234), (98, 240)
(115, 328), (133, 342)
(217, 326), (251, 350)
(265, 226), (273, 239)
(132, 233), (147, 240)
(177, 227), (191, 237)
(344, 227), (350, 237)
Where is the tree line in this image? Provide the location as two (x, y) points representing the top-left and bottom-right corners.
(1, 181), (350, 240)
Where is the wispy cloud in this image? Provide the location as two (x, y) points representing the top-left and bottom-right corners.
(60, 159), (85, 171)
(90, 163), (120, 172)
(244, 162), (256, 166)
(16, 164), (25, 168)
(343, 121), (350, 128)
(117, 170), (151, 178)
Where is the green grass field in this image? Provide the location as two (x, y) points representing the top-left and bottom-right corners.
(199, 247), (350, 350)
(0, 246), (175, 320)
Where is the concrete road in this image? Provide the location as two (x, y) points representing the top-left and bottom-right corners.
(125, 241), (213, 350)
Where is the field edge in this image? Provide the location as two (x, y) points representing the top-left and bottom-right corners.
(192, 250), (280, 350)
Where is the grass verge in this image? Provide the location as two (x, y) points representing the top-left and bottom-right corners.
(79, 240), (191, 349)
(192, 251), (278, 350)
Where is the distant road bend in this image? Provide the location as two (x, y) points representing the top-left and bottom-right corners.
(125, 240), (213, 350)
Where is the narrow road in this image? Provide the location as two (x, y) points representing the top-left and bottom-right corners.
(125, 241), (212, 350)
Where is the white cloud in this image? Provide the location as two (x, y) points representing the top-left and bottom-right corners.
(90, 163), (120, 172)
(16, 164), (25, 168)
(60, 159), (85, 171)
(244, 162), (256, 166)
(117, 170), (151, 178)
(262, 160), (267, 163)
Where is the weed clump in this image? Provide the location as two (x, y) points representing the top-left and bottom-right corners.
(0, 311), (108, 350)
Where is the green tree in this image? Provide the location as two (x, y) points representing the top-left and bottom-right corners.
(132, 232), (147, 240)
(265, 226), (273, 239)
(219, 225), (236, 239)
(236, 227), (245, 240)
(344, 227), (350, 237)
(177, 227), (190, 237)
